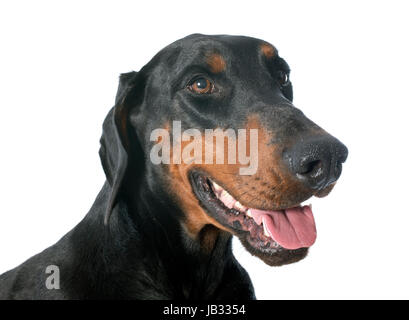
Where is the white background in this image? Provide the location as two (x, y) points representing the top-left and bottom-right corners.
(1, 0), (408, 299)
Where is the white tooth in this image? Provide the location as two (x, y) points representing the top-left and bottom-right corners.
(246, 209), (252, 218)
(212, 181), (222, 192)
(308, 203), (312, 209)
(223, 198), (234, 209)
(218, 189), (235, 208)
(234, 201), (246, 212)
(263, 222), (270, 238)
(222, 190), (234, 202)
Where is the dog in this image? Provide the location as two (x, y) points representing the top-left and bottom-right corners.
(0, 34), (348, 299)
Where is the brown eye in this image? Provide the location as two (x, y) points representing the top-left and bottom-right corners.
(277, 70), (290, 86)
(188, 77), (214, 94)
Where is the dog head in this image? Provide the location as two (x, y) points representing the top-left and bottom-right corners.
(99, 34), (348, 266)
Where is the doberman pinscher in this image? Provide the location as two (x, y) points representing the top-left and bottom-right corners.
(0, 34), (348, 299)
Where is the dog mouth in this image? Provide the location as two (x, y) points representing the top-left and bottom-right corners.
(190, 171), (317, 264)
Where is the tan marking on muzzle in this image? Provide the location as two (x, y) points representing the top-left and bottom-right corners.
(162, 116), (312, 248)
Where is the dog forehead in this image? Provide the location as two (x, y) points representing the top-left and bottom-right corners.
(157, 34), (277, 70)
(179, 34), (273, 50)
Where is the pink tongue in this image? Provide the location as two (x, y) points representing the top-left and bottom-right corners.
(251, 206), (316, 250)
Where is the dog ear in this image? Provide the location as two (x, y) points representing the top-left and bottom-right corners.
(99, 71), (142, 225)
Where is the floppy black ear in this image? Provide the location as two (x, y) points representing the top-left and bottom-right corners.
(99, 71), (141, 225)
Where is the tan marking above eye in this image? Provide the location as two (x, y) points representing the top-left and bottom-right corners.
(206, 53), (226, 73)
(260, 43), (275, 58)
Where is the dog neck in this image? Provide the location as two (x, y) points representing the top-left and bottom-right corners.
(70, 181), (235, 299)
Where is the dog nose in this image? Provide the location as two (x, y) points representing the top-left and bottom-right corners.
(283, 136), (348, 190)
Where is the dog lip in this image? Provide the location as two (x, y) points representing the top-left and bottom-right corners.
(189, 171), (316, 251)
(189, 171), (284, 250)
(207, 177), (306, 212)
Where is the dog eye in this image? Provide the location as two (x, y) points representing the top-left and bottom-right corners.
(277, 70), (290, 86)
(188, 77), (214, 94)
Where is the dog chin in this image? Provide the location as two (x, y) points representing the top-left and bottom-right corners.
(238, 236), (309, 266)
